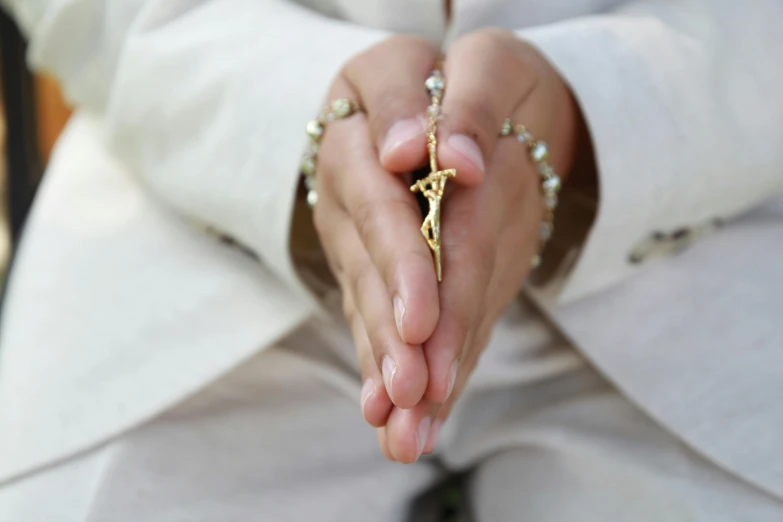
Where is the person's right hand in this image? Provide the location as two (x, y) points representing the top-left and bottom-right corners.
(312, 36), (483, 444)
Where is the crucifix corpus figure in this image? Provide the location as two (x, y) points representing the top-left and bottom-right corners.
(411, 168), (456, 282)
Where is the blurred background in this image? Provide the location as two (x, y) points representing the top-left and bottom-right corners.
(0, 11), (71, 281)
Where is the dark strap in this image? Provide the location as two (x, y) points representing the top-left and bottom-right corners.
(1, 8), (42, 245)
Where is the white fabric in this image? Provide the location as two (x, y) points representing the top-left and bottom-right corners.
(0, 0), (782, 506)
(541, 201), (783, 498)
(5, 0), (781, 306)
(515, 4), (783, 301)
(2, 299), (781, 521)
(0, 115), (312, 480)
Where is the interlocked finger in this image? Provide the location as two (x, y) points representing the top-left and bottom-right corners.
(327, 208), (429, 410)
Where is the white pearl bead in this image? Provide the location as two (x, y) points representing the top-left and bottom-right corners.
(543, 175), (561, 194)
(300, 156), (316, 176)
(539, 222), (553, 241)
(531, 142), (549, 162)
(501, 119), (513, 136)
(531, 254), (542, 268)
(425, 75), (445, 95)
(307, 190), (318, 207)
(306, 120), (324, 139)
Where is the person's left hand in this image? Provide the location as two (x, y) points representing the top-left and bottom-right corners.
(375, 28), (584, 462)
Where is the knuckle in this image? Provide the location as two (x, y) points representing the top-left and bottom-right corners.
(340, 56), (362, 81)
(351, 326), (377, 375)
(357, 346), (375, 377)
(320, 244), (345, 285)
(455, 319), (470, 349)
(383, 247), (436, 300)
(462, 351), (480, 375)
(359, 314), (394, 364)
(318, 156), (335, 182)
(462, 99), (498, 137)
(353, 197), (432, 291)
(447, 312), (472, 352)
(397, 248), (436, 280)
(370, 92), (425, 140)
(473, 235), (498, 273)
(312, 204), (328, 236)
(349, 259), (377, 309)
(319, 121), (375, 194)
(442, 232), (496, 295)
(327, 252), (344, 280)
(315, 145), (340, 187)
(445, 99), (498, 150)
(353, 197), (411, 245)
(374, 89), (409, 114)
(313, 205), (326, 232)
(352, 199), (380, 242)
(342, 294), (357, 325)
(369, 329), (395, 363)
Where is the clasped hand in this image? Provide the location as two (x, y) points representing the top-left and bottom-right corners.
(313, 29), (579, 463)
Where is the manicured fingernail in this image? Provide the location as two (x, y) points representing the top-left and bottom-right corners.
(381, 118), (426, 160)
(360, 379), (375, 413)
(448, 134), (485, 173)
(447, 361), (459, 399)
(382, 357), (397, 402)
(425, 419), (443, 453)
(417, 417), (432, 458)
(393, 295), (406, 343)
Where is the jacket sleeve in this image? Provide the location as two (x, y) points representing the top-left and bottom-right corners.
(2, 0), (389, 297)
(516, 0), (783, 305)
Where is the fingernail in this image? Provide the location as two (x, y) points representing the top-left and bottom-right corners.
(360, 379), (375, 413)
(426, 419), (443, 453)
(447, 361), (459, 399)
(382, 357), (397, 402)
(448, 134), (485, 173)
(393, 295), (406, 343)
(417, 417), (432, 458)
(381, 118), (426, 160)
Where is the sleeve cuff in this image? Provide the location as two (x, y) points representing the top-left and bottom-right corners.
(516, 15), (781, 305)
(101, 0), (391, 309)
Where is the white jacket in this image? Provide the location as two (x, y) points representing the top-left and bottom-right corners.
(1, 0), (782, 499)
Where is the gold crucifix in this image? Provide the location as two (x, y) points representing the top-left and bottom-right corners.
(411, 168), (455, 281)
(411, 69), (455, 282)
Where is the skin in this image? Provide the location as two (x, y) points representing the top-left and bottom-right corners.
(313, 29), (582, 463)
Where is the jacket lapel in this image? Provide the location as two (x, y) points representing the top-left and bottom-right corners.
(0, 116), (314, 484)
(535, 200), (783, 500)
